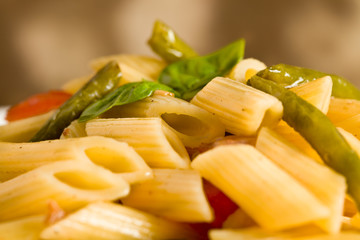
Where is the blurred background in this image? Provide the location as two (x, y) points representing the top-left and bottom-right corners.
(1, 0), (360, 105)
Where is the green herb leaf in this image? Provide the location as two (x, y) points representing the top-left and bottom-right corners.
(78, 81), (175, 122)
(148, 20), (198, 63)
(158, 39), (245, 100)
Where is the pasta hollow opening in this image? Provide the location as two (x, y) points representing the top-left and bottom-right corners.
(84, 147), (138, 173)
(161, 113), (205, 136)
(54, 170), (113, 190)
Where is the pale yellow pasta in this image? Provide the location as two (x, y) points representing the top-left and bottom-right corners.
(0, 160), (129, 221)
(122, 168), (213, 222)
(290, 76), (332, 114)
(190, 77), (283, 136)
(86, 118), (190, 169)
(273, 121), (323, 162)
(40, 201), (196, 240)
(60, 120), (87, 139)
(209, 227), (360, 240)
(327, 97), (360, 123)
(0, 215), (45, 240)
(335, 114), (360, 139)
(91, 54), (166, 82)
(228, 58), (267, 83)
(0, 110), (53, 143)
(101, 95), (225, 148)
(0, 136), (152, 184)
(191, 144), (329, 231)
(256, 127), (346, 233)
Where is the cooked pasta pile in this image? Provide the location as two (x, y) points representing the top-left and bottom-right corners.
(2, 21), (360, 240)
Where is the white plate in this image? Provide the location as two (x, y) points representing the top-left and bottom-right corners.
(0, 106), (9, 126)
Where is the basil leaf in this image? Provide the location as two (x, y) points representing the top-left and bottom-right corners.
(78, 81), (175, 122)
(158, 39), (245, 100)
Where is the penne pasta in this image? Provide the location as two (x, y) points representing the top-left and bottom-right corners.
(228, 58), (267, 83)
(289, 76), (332, 114)
(0, 136), (152, 184)
(91, 54), (166, 83)
(327, 97), (360, 123)
(60, 120), (87, 139)
(40, 201), (196, 240)
(86, 118), (190, 169)
(122, 168), (213, 222)
(0, 110), (54, 143)
(0, 160), (129, 221)
(101, 95), (225, 148)
(191, 144), (330, 231)
(0, 215), (46, 240)
(190, 77), (283, 136)
(256, 127), (346, 233)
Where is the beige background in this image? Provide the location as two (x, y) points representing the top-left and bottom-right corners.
(1, 0), (360, 105)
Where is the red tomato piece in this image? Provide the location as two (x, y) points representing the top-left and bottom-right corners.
(6, 90), (72, 121)
(189, 180), (239, 239)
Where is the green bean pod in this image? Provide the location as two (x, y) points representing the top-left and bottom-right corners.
(30, 61), (122, 142)
(148, 20), (198, 63)
(248, 75), (360, 209)
(257, 63), (360, 100)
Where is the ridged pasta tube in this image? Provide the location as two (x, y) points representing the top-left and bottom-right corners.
(101, 95), (225, 148)
(190, 77), (283, 136)
(122, 168), (213, 222)
(0, 215), (45, 240)
(0, 136), (152, 184)
(86, 118), (190, 169)
(256, 127), (346, 233)
(290, 76), (332, 114)
(40, 201), (196, 240)
(191, 144), (330, 231)
(0, 110), (53, 143)
(0, 160), (129, 221)
(91, 54), (166, 83)
(327, 97), (360, 123)
(228, 58), (266, 83)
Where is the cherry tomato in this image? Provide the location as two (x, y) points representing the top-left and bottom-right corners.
(190, 180), (238, 239)
(6, 90), (72, 121)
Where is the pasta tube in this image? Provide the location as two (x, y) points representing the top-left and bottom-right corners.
(0, 136), (152, 184)
(0, 215), (45, 240)
(86, 118), (190, 169)
(0, 160), (129, 221)
(122, 168), (213, 222)
(256, 127), (346, 233)
(91, 54), (166, 83)
(228, 58), (266, 83)
(327, 97), (360, 123)
(191, 144), (330, 231)
(290, 76), (332, 114)
(40, 201), (196, 240)
(190, 77), (283, 136)
(0, 110), (53, 143)
(101, 95), (225, 148)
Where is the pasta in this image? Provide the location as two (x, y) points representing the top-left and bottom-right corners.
(121, 168), (213, 222)
(0, 136), (152, 184)
(101, 95), (225, 147)
(190, 77), (283, 136)
(2, 22), (360, 239)
(0, 160), (129, 221)
(86, 118), (190, 169)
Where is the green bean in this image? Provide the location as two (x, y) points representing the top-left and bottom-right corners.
(30, 61), (121, 142)
(148, 20), (198, 63)
(248, 75), (360, 209)
(257, 63), (360, 100)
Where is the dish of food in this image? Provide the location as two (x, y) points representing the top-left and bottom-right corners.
(1, 20), (360, 239)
